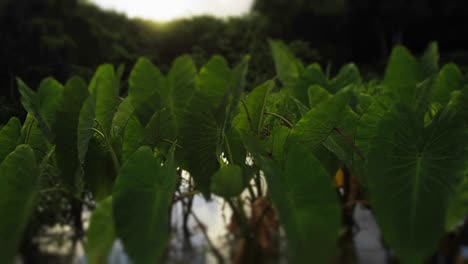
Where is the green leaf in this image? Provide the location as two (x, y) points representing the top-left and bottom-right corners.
(143, 109), (176, 153)
(366, 104), (467, 264)
(0, 117), (21, 163)
(197, 55), (232, 107)
(37, 78), (64, 131)
(113, 146), (177, 264)
(86, 197), (115, 264)
(269, 40), (300, 88)
(289, 90), (351, 150)
(20, 114), (48, 162)
(17, 78), (50, 136)
(446, 175), (468, 232)
(224, 127), (246, 166)
(78, 92), (97, 165)
(122, 116), (144, 164)
(0, 145), (38, 264)
(329, 63), (361, 93)
(325, 108), (360, 166)
(308, 84), (331, 109)
(89, 64), (119, 135)
(259, 143), (341, 263)
(53, 77), (89, 192)
(234, 80), (274, 136)
(265, 125), (290, 162)
(84, 136), (116, 201)
(383, 46), (421, 104)
(128, 58), (165, 125)
(419, 42), (439, 78)
(179, 92), (221, 197)
(354, 95), (392, 183)
(165, 55), (197, 132)
(211, 164), (244, 198)
(224, 56), (249, 131)
(432, 63), (463, 105)
(111, 98), (134, 138)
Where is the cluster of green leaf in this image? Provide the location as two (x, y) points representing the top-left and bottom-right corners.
(0, 40), (467, 264)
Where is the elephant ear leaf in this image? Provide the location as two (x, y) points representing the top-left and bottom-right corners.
(53, 77), (89, 192)
(269, 40), (300, 88)
(89, 64), (119, 135)
(0, 145), (38, 264)
(289, 89), (351, 150)
(0, 117), (21, 163)
(113, 146), (177, 264)
(128, 58), (165, 125)
(234, 80), (274, 137)
(259, 143), (341, 263)
(86, 197), (116, 264)
(166, 55), (197, 133)
(211, 164), (244, 198)
(366, 104), (467, 264)
(383, 46), (421, 105)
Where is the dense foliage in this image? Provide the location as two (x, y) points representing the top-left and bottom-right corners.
(0, 40), (467, 263)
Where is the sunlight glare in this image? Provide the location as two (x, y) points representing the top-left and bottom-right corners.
(92, 0), (253, 22)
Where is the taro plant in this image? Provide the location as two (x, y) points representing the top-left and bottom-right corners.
(0, 40), (466, 264)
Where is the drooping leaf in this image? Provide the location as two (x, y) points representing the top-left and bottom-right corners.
(0, 145), (38, 264)
(259, 143), (341, 263)
(128, 58), (165, 125)
(366, 104), (467, 264)
(53, 77), (89, 192)
(211, 164), (244, 198)
(0, 117), (21, 163)
(113, 146), (177, 264)
(86, 197), (116, 264)
(89, 64), (119, 135)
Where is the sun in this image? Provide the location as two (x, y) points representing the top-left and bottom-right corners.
(92, 0), (253, 22)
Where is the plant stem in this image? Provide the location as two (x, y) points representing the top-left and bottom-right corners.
(334, 127), (365, 161)
(191, 211), (225, 264)
(264, 112), (293, 128)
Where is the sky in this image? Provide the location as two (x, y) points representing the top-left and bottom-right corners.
(92, 0), (254, 22)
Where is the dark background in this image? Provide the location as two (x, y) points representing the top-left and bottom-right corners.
(1, 0), (468, 122)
